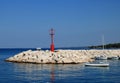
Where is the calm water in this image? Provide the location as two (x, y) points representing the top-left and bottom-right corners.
(0, 48), (120, 83)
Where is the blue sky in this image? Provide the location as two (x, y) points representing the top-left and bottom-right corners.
(0, 0), (120, 48)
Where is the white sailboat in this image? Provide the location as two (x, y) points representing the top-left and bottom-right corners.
(85, 62), (109, 67)
(85, 35), (109, 67)
(95, 35), (108, 60)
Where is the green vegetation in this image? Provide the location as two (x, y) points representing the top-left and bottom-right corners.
(89, 43), (120, 49)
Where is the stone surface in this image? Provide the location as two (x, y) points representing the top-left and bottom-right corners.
(5, 49), (120, 64)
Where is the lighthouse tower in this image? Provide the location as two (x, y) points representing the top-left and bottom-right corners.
(50, 28), (55, 52)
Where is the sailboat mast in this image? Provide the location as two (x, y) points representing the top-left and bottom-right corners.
(102, 35), (105, 50)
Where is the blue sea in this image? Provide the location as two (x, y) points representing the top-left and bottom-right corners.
(0, 48), (120, 83)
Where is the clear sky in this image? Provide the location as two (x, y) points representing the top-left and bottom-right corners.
(0, 0), (120, 48)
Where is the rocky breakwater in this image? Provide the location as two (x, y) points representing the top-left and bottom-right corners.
(5, 50), (93, 64)
(5, 49), (120, 64)
(87, 49), (120, 59)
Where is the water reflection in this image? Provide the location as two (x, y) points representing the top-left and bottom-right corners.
(13, 63), (85, 83)
(13, 62), (111, 83)
(50, 65), (55, 83)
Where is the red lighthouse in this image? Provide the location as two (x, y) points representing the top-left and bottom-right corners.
(50, 28), (55, 52)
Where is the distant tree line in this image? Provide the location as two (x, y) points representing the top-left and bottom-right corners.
(89, 43), (120, 49)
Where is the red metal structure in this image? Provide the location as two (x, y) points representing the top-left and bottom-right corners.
(50, 28), (55, 52)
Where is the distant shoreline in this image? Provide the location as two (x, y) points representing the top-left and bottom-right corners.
(89, 43), (120, 49)
(1, 43), (120, 50)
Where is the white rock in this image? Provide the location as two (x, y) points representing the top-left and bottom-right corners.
(5, 49), (120, 64)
